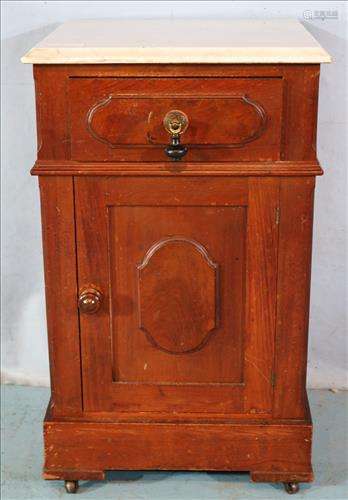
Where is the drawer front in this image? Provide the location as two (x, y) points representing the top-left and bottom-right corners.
(70, 77), (283, 162)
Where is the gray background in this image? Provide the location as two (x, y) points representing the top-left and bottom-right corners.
(1, 1), (347, 388)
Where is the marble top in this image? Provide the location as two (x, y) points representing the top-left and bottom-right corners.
(21, 19), (331, 64)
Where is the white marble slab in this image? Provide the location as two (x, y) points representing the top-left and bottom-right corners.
(21, 19), (331, 64)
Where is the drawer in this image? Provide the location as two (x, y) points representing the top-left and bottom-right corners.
(69, 77), (283, 162)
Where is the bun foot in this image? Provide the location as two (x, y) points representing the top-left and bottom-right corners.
(284, 482), (300, 494)
(65, 480), (79, 493)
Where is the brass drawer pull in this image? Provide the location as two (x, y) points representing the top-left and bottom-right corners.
(78, 287), (102, 314)
(163, 110), (188, 161)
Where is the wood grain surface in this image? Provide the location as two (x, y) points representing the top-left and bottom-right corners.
(31, 62), (323, 486)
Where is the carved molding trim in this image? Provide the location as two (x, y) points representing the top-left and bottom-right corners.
(239, 95), (268, 145)
(86, 95), (116, 147)
(137, 236), (217, 271)
(137, 236), (219, 355)
(86, 93), (268, 149)
(31, 160), (324, 178)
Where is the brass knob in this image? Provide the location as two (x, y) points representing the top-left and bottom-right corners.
(78, 287), (102, 314)
(163, 110), (189, 161)
(163, 110), (189, 136)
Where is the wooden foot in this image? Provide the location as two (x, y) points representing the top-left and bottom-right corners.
(284, 482), (300, 494)
(65, 480), (79, 494)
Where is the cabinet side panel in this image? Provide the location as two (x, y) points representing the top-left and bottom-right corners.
(39, 176), (82, 414)
(273, 177), (315, 419)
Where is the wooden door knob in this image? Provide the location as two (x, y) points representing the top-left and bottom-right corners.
(78, 287), (102, 314)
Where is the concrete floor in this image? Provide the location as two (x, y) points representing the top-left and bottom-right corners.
(1, 386), (347, 500)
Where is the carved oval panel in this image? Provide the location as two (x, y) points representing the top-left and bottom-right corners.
(86, 95), (268, 148)
(137, 237), (218, 355)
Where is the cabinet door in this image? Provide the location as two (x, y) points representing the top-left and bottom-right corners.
(75, 177), (279, 415)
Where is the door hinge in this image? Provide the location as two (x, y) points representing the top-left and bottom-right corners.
(275, 207), (280, 225)
(271, 372), (276, 387)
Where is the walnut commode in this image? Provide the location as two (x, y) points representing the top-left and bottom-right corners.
(22, 19), (331, 494)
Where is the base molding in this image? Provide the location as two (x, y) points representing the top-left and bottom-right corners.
(43, 410), (313, 484)
(43, 470), (106, 481)
(251, 470), (314, 483)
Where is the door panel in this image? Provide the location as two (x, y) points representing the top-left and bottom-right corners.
(110, 206), (245, 385)
(75, 177), (279, 414)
